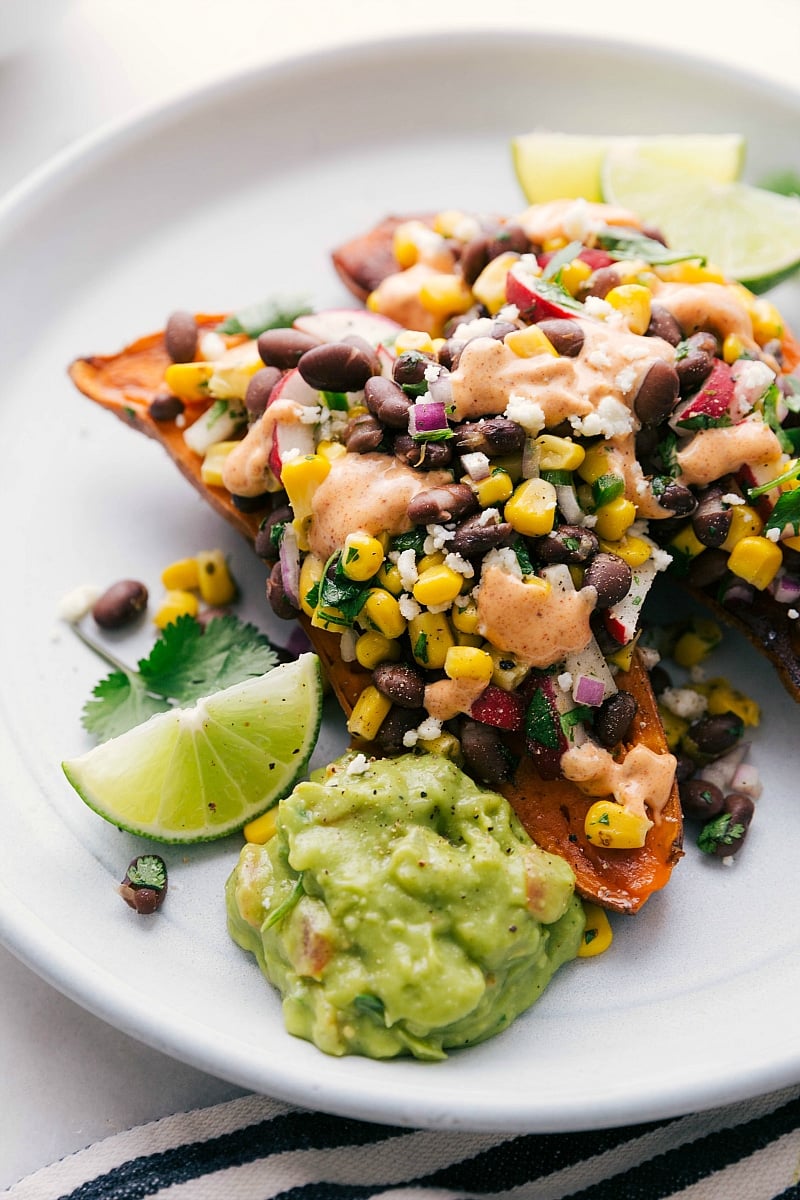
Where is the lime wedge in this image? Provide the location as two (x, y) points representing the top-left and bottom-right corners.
(602, 148), (800, 290)
(511, 132), (744, 205)
(62, 654), (322, 842)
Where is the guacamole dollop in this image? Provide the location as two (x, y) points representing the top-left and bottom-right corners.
(226, 752), (584, 1060)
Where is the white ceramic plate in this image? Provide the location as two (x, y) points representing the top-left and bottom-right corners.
(2, 32), (800, 1134)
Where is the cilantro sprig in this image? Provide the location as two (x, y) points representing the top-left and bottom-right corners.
(216, 297), (312, 338)
(76, 614), (280, 743)
(596, 228), (704, 266)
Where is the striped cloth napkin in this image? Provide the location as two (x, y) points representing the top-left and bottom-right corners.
(6, 1084), (800, 1199)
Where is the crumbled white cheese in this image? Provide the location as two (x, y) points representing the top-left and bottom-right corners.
(766, 526), (781, 542)
(423, 362), (441, 383)
(730, 359), (775, 420)
(722, 492), (745, 506)
(398, 593), (422, 621)
(482, 547), (523, 578)
(504, 393), (546, 434)
(453, 316), (496, 342)
(175, 413), (186, 428)
(621, 343), (650, 362)
(583, 296), (614, 320)
(423, 524), (455, 554)
(587, 349), (612, 370)
(417, 717), (443, 741)
(57, 584), (101, 623)
(557, 671), (573, 692)
(637, 645), (661, 671)
(661, 686), (709, 720)
(721, 856), (736, 868)
(650, 545), (673, 573)
(789, 608), (799, 620)
(498, 303), (519, 322)
(477, 507), (500, 526)
(298, 405), (323, 425)
(614, 365), (639, 396)
(346, 753), (370, 776)
(199, 331), (227, 361)
(562, 198), (599, 242)
(396, 549), (419, 591)
(402, 729), (419, 747)
(689, 664), (707, 684)
(582, 513), (598, 528)
(444, 552), (474, 578)
(452, 214), (482, 242)
(570, 395), (634, 438)
(460, 451), (491, 480)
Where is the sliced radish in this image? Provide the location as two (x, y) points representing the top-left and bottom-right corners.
(697, 743), (748, 792)
(523, 674), (569, 780)
(731, 761), (762, 800)
(672, 360), (735, 432)
(294, 308), (402, 347)
(278, 523), (301, 608)
(265, 368), (319, 480)
(564, 636), (617, 703)
(506, 262), (582, 322)
(603, 558), (658, 645)
(469, 684), (525, 732)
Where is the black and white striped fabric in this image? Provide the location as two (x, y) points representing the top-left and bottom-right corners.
(7, 1085), (800, 1199)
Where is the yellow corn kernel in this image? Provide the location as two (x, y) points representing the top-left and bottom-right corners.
(657, 261), (726, 285)
(750, 298), (784, 345)
(535, 434), (586, 473)
(408, 611), (455, 669)
(577, 444), (611, 484)
(418, 730), (461, 760)
(486, 645), (529, 691)
(361, 589), (407, 640)
(419, 273), (474, 319)
(317, 439), (347, 463)
(200, 440), (240, 488)
(417, 550), (445, 574)
(668, 523), (707, 565)
(354, 630), (402, 670)
(153, 588), (199, 629)
(454, 631), (484, 648)
(163, 361), (213, 401)
(700, 678), (760, 727)
(413, 564), (463, 607)
(658, 703), (689, 751)
(347, 685), (392, 741)
(341, 532), (385, 582)
(722, 504), (763, 550)
(281, 454), (331, 520)
(584, 800), (651, 850)
(542, 236), (567, 252)
(376, 560), (404, 595)
(243, 807), (279, 845)
(444, 645), (494, 683)
(783, 533), (800, 551)
(392, 220), (423, 268)
(607, 630), (640, 672)
(523, 574), (551, 595)
(471, 251), (520, 315)
(161, 556), (200, 591)
(451, 597), (480, 634)
(727, 534), (783, 590)
(592, 496), (636, 542)
(722, 333), (746, 364)
(504, 325), (558, 358)
(311, 601), (348, 631)
(473, 468), (514, 507)
(568, 564), (584, 588)
(577, 903), (613, 958)
(298, 554), (325, 618)
(433, 209), (468, 238)
(196, 549), (237, 606)
(394, 330), (435, 356)
(604, 284), (652, 336)
(598, 534), (651, 568)
(505, 477), (558, 537)
(560, 257), (592, 296)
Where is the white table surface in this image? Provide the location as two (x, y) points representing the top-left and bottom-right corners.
(3, 0), (800, 1188)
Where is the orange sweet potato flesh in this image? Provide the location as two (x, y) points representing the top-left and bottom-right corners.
(69, 319), (682, 913)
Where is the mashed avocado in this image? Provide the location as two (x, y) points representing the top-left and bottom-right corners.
(226, 753), (584, 1060)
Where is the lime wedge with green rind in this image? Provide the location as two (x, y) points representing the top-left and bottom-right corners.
(602, 148), (800, 291)
(62, 653), (322, 842)
(511, 132), (744, 205)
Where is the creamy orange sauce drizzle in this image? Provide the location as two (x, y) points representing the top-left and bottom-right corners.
(476, 565), (596, 668)
(515, 199), (642, 244)
(222, 398), (301, 496)
(423, 677), (487, 722)
(367, 263), (441, 333)
(561, 741), (677, 824)
(676, 416), (783, 487)
(655, 282), (757, 348)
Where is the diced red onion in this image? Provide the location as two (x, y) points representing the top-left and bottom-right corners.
(720, 578), (756, 607)
(770, 572), (800, 604)
(408, 400), (449, 436)
(573, 674), (606, 707)
(697, 744), (747, 791)
(279, 524), (301, 608)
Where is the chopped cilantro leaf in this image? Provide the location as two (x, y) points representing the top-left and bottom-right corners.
(512, 540), (534, 575)
(413, 632), (429, 663)
(542, 240), (583, 281)
(596, 228), (704, 266)
(525, 688), (560, 749)
(560, 705), (592, 740)
(760, 169), (800, 198)
(392, 529), (426, 555)
(697, 813), (747, 855)
(127, 855), (167, 890)
(766, 488), (800, 537)
(82, 671), (170, 743)
(216, 297), (312, 338)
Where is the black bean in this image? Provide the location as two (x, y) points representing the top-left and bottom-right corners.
(364, 376), (411, 429)
(687, 711), (744, 759)
(453, 416), (526, 456)
(581, 266), (621, 300)
(657, 482), (697, 517)
(634, 359), (680, 425)
(373, 662), (426, 709)
(646, 303), (683, 346)
(230, 492), (270, 514)
(254, 504), (292, 562)
(393, 350), (434, 388)
(393, 435), (454, 469)
(148, 392), (184, 422)
(345, 413), (384, 454)
(165, 310), (198, 363)
(437, 339), (465, 371)
(407, 483), (478, 525)
(674, 753), (695, 783)
(460, 237), (490, 286)
(341, 334), (381, 377)
(594, 690), (637, 748)
(641, 222), (668, 246)
(679, 778), (725, 820)
(649, 664), (672, 695)
(487, 222), (529, 258)
(533, 524), (599, 565)
(245, 366), (282, 420)
(298, 341), (376, 392)
(583, 553), (632, 608)
(691, 487), (733, 548)
(698, 792), (754, 858)
(266, 561), (298, 620)
(460, 719), (514, 787)
(451, 513), (512, 556)
(92, 580), (148, 630)
(676, 333), (718, 395)
(535, 318), (585, 357)
(375, 707), (426, 756)
(686, 548), (729, 589)
(491, 319), (519, 341)
(257, 328), (320, 370)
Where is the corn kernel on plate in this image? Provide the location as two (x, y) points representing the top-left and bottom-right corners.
(1, 31), (800, 1132)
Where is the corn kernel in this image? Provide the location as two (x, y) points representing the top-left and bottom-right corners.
(418, 731), (461, 760)
(658, 703), (689, 751)
(444, 645), (494, 683)
(668, 523), (707, 567)
(392, 221), (423, 268)
(243, 807), (279, 845)
(341, 532), (385, 582)
(311, 602), (348, 631)
(535, 434), (586, 473)
(657, 262), (726, 285)
(671, 617), (722, 670)
(454, 631), (484, 648)
(505, 477), (558, 537)
(577, 903), (613, 958)
(607, 630), (640, 672)
(355, 630), (402, 670)
(161, 556), (200, 591)
(361, 589), (407, 640)
(604, 284), (652, 336)
(577, 444), (611, 484)
(487, 645), (529, 691)
(196, 549), (237, 606)
(722, 333), (746, 364)
(376, 560), (404, 595)
(419, 273), (474, 319)
(433, 209), (469, 238)
(153, 589), (199, 629)
(584, 800), (651, 849)
(504, 325), (558, 358)
(408, 611), (455, 669)
(700, 677), (760, 727)
(163, 361), (213, 401)
(598, 534), (651, 567)
(593, 496), (636, 542)
(347, 685), (392, 741)
(451, 597), (480, 634)
(317, 439), (348, 463)
(471, 251), (520, 315)
(298, 554), (325, 618)
(413, 564), (463, 607)
(394, 330), (435, 356)
(727, 535), (783, 590)
(560, 257), (592, 296)
(542, 236), (567, 252)
(783, 533), (800, 552)
(200, 440), (240, 487)
(473, 468), (514, 507)
(722, 504), (763, 551)
(751, 298), (784, 345)
(417, 550), (445, 574)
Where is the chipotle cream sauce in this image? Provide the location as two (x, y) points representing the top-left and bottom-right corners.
(676, 416), (783, 487)
(561, 741), (677, 825)
(655, 282), (757, 349)
(365, 263), (443, 334)
(476, 565), (596, 668)
(424, 677), (488, 722)
(222, 398), (302, 497)
(515, 199), (642, 245)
